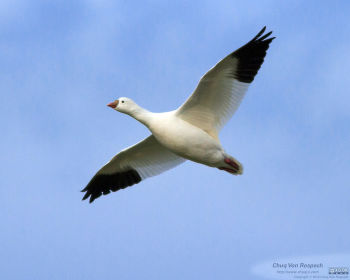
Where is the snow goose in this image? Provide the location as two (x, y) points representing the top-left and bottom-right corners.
(82, 27), (275, 203)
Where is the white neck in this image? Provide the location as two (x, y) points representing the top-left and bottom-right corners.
(128, 105), (153, 128)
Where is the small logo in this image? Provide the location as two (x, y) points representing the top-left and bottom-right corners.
(329, 267), (349, 275)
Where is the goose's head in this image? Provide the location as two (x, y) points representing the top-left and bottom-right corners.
(107, 97), (138, 114)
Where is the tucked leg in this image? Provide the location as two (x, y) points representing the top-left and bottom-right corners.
(217, 156), (243, 175)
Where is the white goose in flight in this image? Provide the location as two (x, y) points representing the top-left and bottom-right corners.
(82, 27), (275, 203)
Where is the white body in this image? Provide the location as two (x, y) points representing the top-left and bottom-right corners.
(147, 111), (224, 167)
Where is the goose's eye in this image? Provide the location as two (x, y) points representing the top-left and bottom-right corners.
(121, 100), (125, 103)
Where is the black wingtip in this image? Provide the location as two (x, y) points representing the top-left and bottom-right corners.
(258, 26), (266, 36)
(82, 192), (90, 200)
(81, 169), (142, 203)
(252, 26), (266, 41)
(258, 31), (273, 41)
(230, 26), (275, 83)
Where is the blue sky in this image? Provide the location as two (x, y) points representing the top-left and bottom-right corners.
(1, 1), (350, 279)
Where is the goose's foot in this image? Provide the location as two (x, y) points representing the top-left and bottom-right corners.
(224, 158), (240, 170)
(218, 157), (243, 175)
(218, 166), (239, 174)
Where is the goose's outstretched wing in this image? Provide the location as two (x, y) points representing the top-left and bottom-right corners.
(176, 27), (275, 136)
(82, 135), (185, 203)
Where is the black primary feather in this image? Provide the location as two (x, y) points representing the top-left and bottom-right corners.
(230, 26), (275, 83)
(81, 169), (142, 203)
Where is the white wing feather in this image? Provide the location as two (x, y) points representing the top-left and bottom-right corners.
(176, 61), (249, 135)
(176, 27), (274, 137)
(100, 135), (185, 179)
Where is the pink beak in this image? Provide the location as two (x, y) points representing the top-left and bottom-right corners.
(107, 100), (119, 109)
